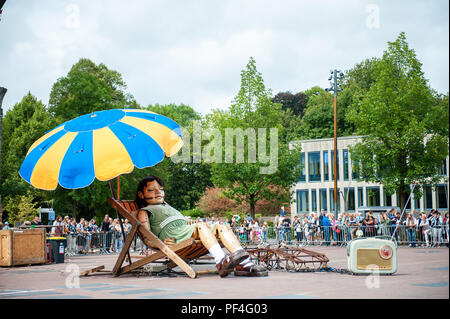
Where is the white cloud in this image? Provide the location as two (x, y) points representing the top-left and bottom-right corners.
(0, 0), (448, 115)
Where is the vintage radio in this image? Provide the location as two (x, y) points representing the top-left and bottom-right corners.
(347, 237), (397, 275)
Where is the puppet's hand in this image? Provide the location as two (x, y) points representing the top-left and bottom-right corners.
(163, 237), (176, 245)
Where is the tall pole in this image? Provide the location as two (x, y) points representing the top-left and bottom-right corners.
(326, 70), (343, 220)
(333, 72), (338, 220)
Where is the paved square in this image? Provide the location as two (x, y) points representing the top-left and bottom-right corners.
(0, 246), (447, 299)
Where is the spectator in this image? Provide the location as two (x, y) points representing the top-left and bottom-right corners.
(67, 218), (77, 255)
(363, 211), (376, 237)
(280, 215), (291, 243)
(443, 213), (449, 248)
(280, 206), (286, 217)
(419, 214), (431, 247)
(322, 213), (331, 246)
(405, 212), (417, 247)
(2, 221), (10, 230)
(76, 218), (86, 254)
(100, 214), (111, 254)
(430, 211), (443, 247)
(113, 219), (124, 254)
(293, 215), (302, 243)
(30, 215), (43, 227)
(274, 215), (280, 243)
(347, 213), (357, 240)
(51, 216), (63, 236)
(23, 221), (32, 229)
(249, 219), (260, 243)
(330, 214), (339, 245)
(261, 222), (268, 243)
(303, 217), (311, 245)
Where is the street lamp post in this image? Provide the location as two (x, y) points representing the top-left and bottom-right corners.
(0, 86), (7, 222)
(325, 70), (344, 220)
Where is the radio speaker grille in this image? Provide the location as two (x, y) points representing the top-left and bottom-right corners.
(356, 249), (392, 270)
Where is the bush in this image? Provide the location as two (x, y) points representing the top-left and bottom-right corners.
(181, 207), (204, 219)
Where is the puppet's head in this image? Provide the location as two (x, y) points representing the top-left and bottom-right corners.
(135, 175), (165, 208)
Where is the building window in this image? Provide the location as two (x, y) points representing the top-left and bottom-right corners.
(384, 189), (392, 207)
(436, 184), (448, 209)
(323, 151), (329, 181)
(358, 187), (364, 207)
(320, 189), (327, 212)
(352, 159), (360, 180)
(297, 190), (309, 213)
(329, 188), (340, 212)
(343, 149), (349, 181)
(308, 152), (321, 182)
(367, 187), (381, 207)
(299, 152), (306, 182)
(312, 189), (317, 212)
(440, 160), (447, 176)
(414, 195), (420, 211)
(424, 185), (433, 209)
(344, 187), (355, 211)
(331, 150), (339, 181)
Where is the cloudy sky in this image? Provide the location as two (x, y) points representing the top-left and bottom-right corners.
(0, 0), (448, 115)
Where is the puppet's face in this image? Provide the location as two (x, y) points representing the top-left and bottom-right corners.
(139, 180), (165, 205)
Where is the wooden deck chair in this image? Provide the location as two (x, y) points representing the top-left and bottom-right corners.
(108, 198), (211, 278)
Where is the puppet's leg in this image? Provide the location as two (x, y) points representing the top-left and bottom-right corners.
(213, 223), (268, 277)
(193, 222), (248, 277)
(212, 223), (243, 253)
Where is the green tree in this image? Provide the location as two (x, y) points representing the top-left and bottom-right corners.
(272, 91), (309, 117)
(48, 58), (135, 122)
(207, 57), (301, 219)
(0, 93), (58, 213)
(4, 193), (39, 226)
(146, 103), (213, 210)
(346, 32), (449, 211)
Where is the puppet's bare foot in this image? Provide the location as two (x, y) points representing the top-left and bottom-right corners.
(234, 264), (268, 277)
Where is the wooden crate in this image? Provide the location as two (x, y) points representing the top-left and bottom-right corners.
(0, 228), (46, 266)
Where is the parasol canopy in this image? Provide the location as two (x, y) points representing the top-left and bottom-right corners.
(19, 108), (183, 191)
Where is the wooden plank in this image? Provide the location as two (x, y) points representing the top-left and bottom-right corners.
(108, 198), (198, 279)
(80, 265), (105, 276)
(120, 238), (195, 275)
(112, 223), (138, 276)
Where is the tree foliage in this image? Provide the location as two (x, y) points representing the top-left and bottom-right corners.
(207, 57), (301, 219)
(346, 32), (449, 210)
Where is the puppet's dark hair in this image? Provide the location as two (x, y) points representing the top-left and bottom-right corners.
(135, 175), (165, 208)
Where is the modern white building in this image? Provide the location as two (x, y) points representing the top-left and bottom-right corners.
(289, 136), (449, 216)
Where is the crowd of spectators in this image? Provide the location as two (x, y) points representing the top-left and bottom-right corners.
(1, 207), (448, 255)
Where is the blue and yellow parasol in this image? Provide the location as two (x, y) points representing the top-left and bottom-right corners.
(19, 108), (183, 191)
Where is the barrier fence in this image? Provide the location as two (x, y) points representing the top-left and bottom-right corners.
(14, 224), (449, 257)
(233, 224), (449, 248)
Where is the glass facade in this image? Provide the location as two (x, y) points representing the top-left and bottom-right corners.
(367, 187), (381, 207)
(320, 189), (327, 212)
(436, 184), (448, 209)
(344, 187), (355, 211)
(329, 188), (340, 212)
(331, 150), (339, 181)
(323, 151), (329, 181)
(358, 187), (364, 207)
(308, 152), (321, 181)
(384, 189), (392, 207)
(297, 190), (309, 212)
(424, 185), (433, 209)
(312, 189), (317, 212)
(343, 149), (349, 181)
(299, 152), (306, 182)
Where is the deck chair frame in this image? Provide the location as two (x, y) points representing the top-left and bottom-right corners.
(108, 198), (209, 278)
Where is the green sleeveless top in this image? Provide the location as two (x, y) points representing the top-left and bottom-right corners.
(141, 204), (196, 243)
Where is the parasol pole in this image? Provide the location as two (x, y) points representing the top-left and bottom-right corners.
(109, 178), (131, 265)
